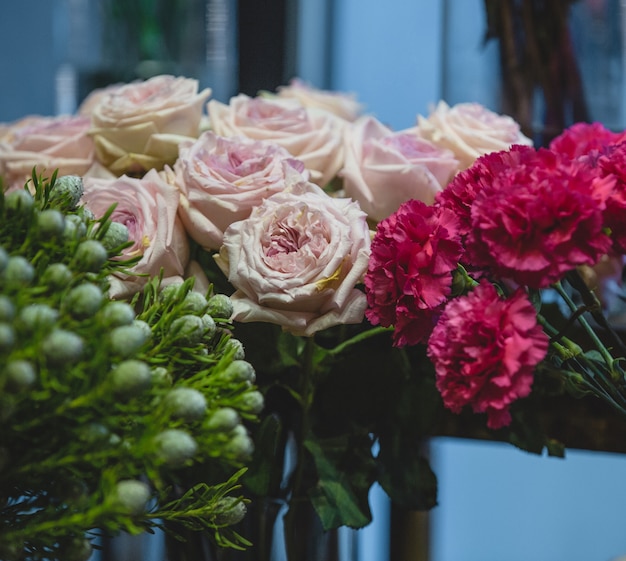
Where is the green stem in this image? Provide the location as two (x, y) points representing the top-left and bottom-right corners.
(327, 325), (392, 357)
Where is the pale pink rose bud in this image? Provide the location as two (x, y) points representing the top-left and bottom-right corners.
(416, 101), (533, 169)
(81, 169), (190, 298)
(208, 94), (345, 187)
(214, 170), (371, 336)
(89, 75), (211, 175)
(169, 131), (308, 250)
(275, 78), (363, 122)
(0, 115), (95, 190)
(340, 116), (459, 222)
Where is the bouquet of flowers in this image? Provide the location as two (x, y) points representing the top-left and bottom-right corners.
(3, 74), (626, 561)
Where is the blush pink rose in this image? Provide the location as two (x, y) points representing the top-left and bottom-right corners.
(89, 75), (211, 175)
(208, 94), (345, 187)
(428, 281), (549, 429)
(416, 101), (533, 169)
(275, 78), (363, 122)
(0, 115), (95, 190)
(168, 131), (307, 250)
(82, 169), (190, 298)
(340, 116), (459, 221)
(214, 172), (371, 336)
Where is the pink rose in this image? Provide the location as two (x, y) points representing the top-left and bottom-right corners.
(208, 94), (345, 187)
(214, 174), (371, 336)
(340, 116), (459, 221)
(89, 75), (211, 175)
(428, 281), (549, 429)
(276, 78), (363, 122)
(416, 101), (533, 169)
(169, 131), (308, 250)
(82, 169), (190, 298)
(0, 115), (95, 190)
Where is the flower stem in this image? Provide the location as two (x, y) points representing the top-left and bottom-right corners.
(327, 325), (392, 357)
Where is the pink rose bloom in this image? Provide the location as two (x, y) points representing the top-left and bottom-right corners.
(208, 94), (345, 187)
(428, 281), (549, 429)
(82, 169), (190, 298)
(169, 131), (307, 250)
(465, 145), (614, 287)
(416, 101), (533, 169)
(341, 116), (459, 222)
(89, 75), (211, 175)
(214, 174), (371, 336)
(0, 115), (95, 190)
(364, 199), (463, 347)
(276, 78), (363, 122)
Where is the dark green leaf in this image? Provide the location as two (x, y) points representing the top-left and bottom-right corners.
(243, 415), (286, 497)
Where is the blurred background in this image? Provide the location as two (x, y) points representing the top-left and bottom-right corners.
(3, 1), (626, 560)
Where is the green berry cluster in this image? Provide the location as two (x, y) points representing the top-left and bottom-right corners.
(0, 173), (261, 560)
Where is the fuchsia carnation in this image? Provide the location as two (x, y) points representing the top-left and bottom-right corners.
(549, 121), (626, 159)
(463, 145), (614, 287)
(364, 199), (463, 347)
(428, 281), (549, 429)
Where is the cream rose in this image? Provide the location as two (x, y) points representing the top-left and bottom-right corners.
(0, 115), (95, 190)
(340, 116), (459, 222)
(416, 101), (533, 169)
(275, 78), (363, 122)
(82, 169), (190, 298)
(208, 94), (345, 187)
(168, 131), (307, 250)
(214, 173), (371, 336)
(89, 75), (211, 175)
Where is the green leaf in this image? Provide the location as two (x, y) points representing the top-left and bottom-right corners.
(304, 435), (375, 530)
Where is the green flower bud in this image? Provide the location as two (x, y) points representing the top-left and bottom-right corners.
(205, 407), (240, 432)
(154, 429), (198, 467)
(158, 282), (184, 302)
(41, 262), (73, 288)
(237, 390), (264, 414)
(72, 240), (108, 272)
(152, 366), (173, 386)
(101, 221), (129, 250)
(42, 329), (84, 365)
(36, 209), (65, 238)
(169, 314), (205, 346)
(113, 479), (151, 515)
(109, 324), (151, 357)
(207, 294), (234, 319)
(2, 256), (35, 285)
(132, 319), (152, 339)
(213, 496), (247, 526)
(226, 431), (254, 461)
(0, 296), (14, 321)
(64, 214), (87, 239)
(17, 303), (59, 333)
(49, 175), (84, 210)
(110, 360), (152, 396)
(4, 189), (34, 216)
(224, 337), (245, 360)
(64, 283), (104, 318)
(0, 323), (16, 352)
(163, 387), (207, 421)
(99, 301), (136, 327)
(4, 360), (36, 391)
(182, 291), (208, 313)
(219, 360), (256, 383)
(201, 314), (217, 340)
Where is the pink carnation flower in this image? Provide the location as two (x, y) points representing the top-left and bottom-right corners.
(464, 145), (614, 287)
(549, 122), (626, 159)
(364, 199), (463, 347)
(428, 281), (549, 429)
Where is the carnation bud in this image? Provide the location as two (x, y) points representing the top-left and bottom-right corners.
(158, 282), (184, 302)
(36, 209), (65, 238)
(237, 390), (265, 414)
(17, 303), (59, 333)
(201, 314), (217, 339)
(49, 175), (84, 210)
(2, 256), (35, 285)
(0, 296), (14, 322)
(101, 221), (129, 250)
(99, 301), (136, 327)
(169, 314), (205, 346)
(226, 430), (254, 461)
(4, 189), (34, 216)
(4, 360), (36, 391)
(72, 240), (108, 272)
(206, 294), (234, 319)
(182, 291), (208, 313)
(163, 387), (207, 421)
(218, 360), (256, 383)
(113, 479), (151, 515)
(205, 408), (240, 432)
(151, 366), (173, 386)
(224, 337), (245, 360)
(154, 429), (198, 467)
(109, 324), (151, 357)
(110, 360), (152, 396)
(64, 283), (104, 318)
(0, 323), (15, 353)
(213, 496), (247, 526)
(42, 329), (84, 365)
(41, 262), (73, 288)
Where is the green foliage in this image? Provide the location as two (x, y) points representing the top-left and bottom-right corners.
(0, 173), (261, 560)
